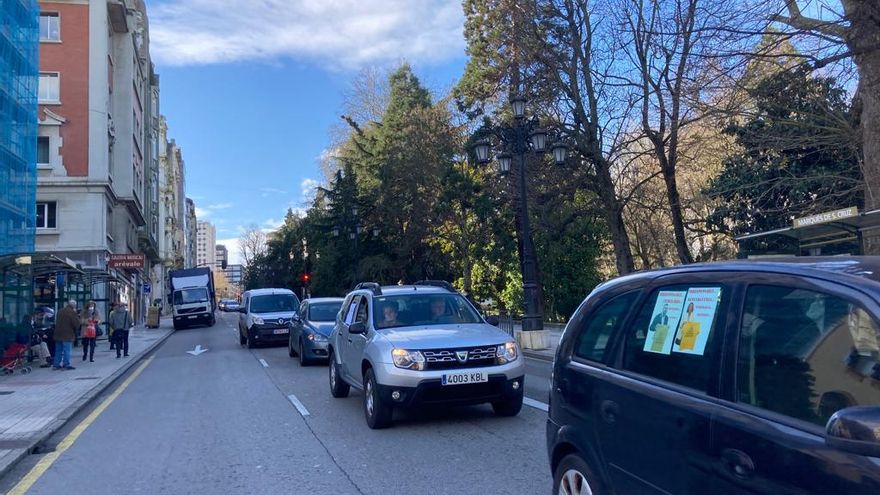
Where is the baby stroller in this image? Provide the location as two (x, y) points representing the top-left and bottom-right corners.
(2, 343), (32, 375)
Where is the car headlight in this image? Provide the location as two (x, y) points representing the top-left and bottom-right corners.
(496, 342), (519, 364)
(392, 349), (426, 371)
(308, 333), (328, 342)
(253, 316), (264, 325)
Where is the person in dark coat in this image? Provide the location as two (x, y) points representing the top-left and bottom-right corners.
(109, 303), (133, 358)
(54, 300), (80, 370)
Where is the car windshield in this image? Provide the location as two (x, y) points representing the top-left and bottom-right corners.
(373, 293), (482, 329)
(309, 302), (342, 322)
(250, 294), (298, 314)
(174, 288), (208, 305)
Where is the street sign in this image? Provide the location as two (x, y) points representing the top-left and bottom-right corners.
(793, 207), (859, 229)
(143, 282), (151, 294)
(108, 253), (145, 269)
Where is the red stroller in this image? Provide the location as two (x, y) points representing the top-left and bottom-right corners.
(2, 343), (32, 375)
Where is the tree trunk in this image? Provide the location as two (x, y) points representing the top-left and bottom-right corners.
(595, 162), (635, 275)
(844, 0), (880, 253)
(661, 162), (694, 264)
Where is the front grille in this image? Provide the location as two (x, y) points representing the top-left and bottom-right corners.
(422, 345), (500, 370)
(178, 306), (206, 314)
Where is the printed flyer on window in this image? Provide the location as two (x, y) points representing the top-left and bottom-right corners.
(644, 290), (686, 355)
(672, 287), (722, 355)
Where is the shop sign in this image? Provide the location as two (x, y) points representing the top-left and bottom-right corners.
(108, 253), (145, 269)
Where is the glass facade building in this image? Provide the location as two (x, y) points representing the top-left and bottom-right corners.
(0, 0), (38, 255)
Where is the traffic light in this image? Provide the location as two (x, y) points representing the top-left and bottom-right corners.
(302, 273), (311, 284)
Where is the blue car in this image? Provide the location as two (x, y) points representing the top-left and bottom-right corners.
(289, 297), (344, 365)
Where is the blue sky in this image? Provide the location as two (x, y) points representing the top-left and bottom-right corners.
(147, 0), (468, 263)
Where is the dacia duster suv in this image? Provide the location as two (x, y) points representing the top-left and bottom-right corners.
(328, 281), (525, 429)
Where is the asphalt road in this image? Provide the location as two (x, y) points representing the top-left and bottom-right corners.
(1, 311), (555, 495)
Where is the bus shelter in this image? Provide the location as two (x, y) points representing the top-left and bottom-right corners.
(736, 207), (880, 258)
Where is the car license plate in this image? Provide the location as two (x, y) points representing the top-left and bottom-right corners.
(441, 371), (488, 386)
(187, 315), (197, 319)
(273, 328), (288, 334)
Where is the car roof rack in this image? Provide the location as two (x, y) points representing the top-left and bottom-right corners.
(354, 282), (382, 296)
(414, 280), (455, 292)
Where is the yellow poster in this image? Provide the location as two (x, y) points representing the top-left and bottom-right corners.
(650, 324), (669, 352)
(677, 321), (701, 351)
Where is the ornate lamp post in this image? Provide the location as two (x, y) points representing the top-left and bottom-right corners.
(472, 94), (568, 348)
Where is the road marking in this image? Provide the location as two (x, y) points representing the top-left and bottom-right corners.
(186, 344), (208, 356)
(259, 358), (269, 368)
(7, 355), (155, 495)
(523, 397), (549, 412)
(287, 394), (310, 417)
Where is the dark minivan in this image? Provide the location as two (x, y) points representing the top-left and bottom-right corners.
(547, 257), (880, 494)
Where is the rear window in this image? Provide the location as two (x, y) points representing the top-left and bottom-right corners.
(250, 294), (299, 314)
(309, 302), (343, 322)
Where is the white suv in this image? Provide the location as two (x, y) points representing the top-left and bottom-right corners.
(328, 281), (525, 429)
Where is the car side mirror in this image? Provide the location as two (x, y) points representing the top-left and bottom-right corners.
(238, 307), (247, 314)
(825, 406), (880, 457)
(486, 315), (500, 327)
(349, 321), (367, 334)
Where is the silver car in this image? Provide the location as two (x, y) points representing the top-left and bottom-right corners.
(328, 281), (525, 429)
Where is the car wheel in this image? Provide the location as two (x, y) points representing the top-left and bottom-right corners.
(239, 330), (247, 346)
(173, 321), (181, 331)
(553, 454), (604, 495)
(299, 339), (311, 366)
(491, 389), (524, 417)
(246, 331), (256, 349)
(288, 337), (297, 357)
(328, 352), (350, 398)
(363, 368), (393, 429)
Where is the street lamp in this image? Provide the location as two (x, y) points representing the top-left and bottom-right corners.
(470, 94), (569, 340)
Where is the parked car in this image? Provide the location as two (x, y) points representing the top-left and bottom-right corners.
(289, 297), (344, 365)
(328, 281), (524, 429)
(218, 299), (230, 311)
(547, 257), (880, 495)
(237, 288), (300, 348)
(225, 300), (240, 312)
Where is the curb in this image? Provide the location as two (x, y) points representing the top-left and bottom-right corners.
(0, 326), (175, 480)
(522, 350), (555, 362)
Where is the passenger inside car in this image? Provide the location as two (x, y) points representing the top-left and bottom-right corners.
(379, 301), (402, 328)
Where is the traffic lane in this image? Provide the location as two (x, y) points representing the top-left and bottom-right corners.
(251, 344), (553, 495)
(524, 356), (552, 403)
(5, 314), (359, 495)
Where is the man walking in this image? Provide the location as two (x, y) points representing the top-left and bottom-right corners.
(109, 303), (133, 358)
(54, 300), (80, 370)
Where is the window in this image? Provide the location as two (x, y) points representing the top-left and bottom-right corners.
(38, 73), (60, 102)
(309, 302), (343, 322)
(572, 291), (640, 362)
(37, 136), (50, 165)
(621, 285), (726, 392)
(343, 297), (359, 325)
(36, 202), (57, 229)
(372, 294), (482, 329)
(737, 285), (880, 428)
(249, 294), (298, 314)
(355, 297), (369, 323)
(39, 13), (60, 41)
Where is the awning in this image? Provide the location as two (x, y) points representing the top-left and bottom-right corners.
(0, 253), (83, 277)
(736, 208), (880, 251)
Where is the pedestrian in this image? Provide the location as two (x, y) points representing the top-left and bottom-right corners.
(24, 313), (51, 367)
(108, 302), (117, 350)
(109, 303), (133, 358)
(80, 300), (101, 362)
(53, 300), (80, 370)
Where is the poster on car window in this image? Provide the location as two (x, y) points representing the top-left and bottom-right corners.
(643, 291), (686, 355)
(671, 287), (722, 356)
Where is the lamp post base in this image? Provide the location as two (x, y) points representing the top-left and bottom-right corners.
(517, 329), (550, 350)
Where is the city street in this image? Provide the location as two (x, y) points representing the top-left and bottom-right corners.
(0, 312), (554, 495)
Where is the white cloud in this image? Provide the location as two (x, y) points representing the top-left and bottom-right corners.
(300, 178), (320, 202)
(195, 202), (236, 220)
(217, 237), (242, 265)
(150, 0), (465, 69)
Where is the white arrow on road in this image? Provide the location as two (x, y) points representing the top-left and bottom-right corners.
(186, 344), (208, 356)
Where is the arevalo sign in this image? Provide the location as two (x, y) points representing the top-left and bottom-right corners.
(793, 207), (859, 229)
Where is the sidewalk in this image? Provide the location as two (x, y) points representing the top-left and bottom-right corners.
(0, 322), (174, 478)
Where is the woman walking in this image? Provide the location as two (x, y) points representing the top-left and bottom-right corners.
(81, 300), (101, 362)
